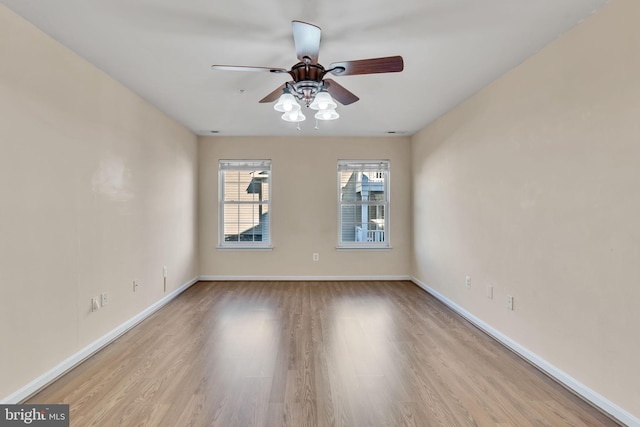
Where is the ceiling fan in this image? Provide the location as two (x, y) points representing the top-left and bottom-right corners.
(212, 20), (404, 121)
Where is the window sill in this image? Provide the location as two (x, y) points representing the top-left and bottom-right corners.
(336, 246), (392, 251)
(217, 246), (273, 251)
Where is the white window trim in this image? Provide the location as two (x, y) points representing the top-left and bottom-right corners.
(337, 160), (391, 249)
(218, 160), (272, 249)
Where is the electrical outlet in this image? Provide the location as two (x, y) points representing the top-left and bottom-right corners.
(487, 285), (493, 299)
(312, 253), (319, 261)
(163, 266), (167, 278)
(91, 298), (100, 312)
(507, 295), (514, 310)
(466, 276), (471, 289)
(133, 280), (139, 292)
(100, 293), (109, 307)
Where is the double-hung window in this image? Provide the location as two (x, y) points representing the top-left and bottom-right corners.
(219, 160), (271, 248)
(338, 160), (390, 248)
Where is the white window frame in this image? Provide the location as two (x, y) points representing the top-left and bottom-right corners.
(218, 160), (272, 249)
(337, 160), (390, 249)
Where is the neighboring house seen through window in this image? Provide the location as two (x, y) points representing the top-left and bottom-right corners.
(338, 160), (390, 248)
(219, 160), (271, 248)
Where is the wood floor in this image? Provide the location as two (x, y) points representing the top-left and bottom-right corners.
(28, 281), (618, 426)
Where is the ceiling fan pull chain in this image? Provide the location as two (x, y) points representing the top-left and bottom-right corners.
(315, 119), (320, 130)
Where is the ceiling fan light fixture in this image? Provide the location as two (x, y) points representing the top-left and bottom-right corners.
(309, 91), (337, 111)
(274, 92), (298, 112)
(281, 107), (306, 122)
(315, 108), (339, 121)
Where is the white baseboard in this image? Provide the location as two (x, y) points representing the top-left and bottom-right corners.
(199, 275), (411, 281)
(411, 276), (639, 427)
(1, 276), (199, 404)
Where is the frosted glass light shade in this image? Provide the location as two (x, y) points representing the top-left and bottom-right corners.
(281, 106), (306, 122)
(309, 91), (337, 111)
(314, 108), (339, 121)
(274, 93), (298, 112)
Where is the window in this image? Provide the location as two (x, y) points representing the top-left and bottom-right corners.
(338, 160), (390, 248)
(219, 160), (271, 248)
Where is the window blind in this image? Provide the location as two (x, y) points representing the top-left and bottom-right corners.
(219, 160), (271, 248)
(337, 160), (390, 248)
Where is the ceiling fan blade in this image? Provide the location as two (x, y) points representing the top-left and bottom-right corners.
(292, 21), (321, 63)
(328, 56), (404, 76)
(211, 65), (288, 73)
(259, 83), (287, 103)
(323, 79), (359, 105)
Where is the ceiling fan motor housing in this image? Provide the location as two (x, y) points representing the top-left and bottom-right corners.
(288, 61), (326, 106)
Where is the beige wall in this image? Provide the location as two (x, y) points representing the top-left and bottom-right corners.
(0, 6), (198, 400)
(199, 136), (411, 278)
(412, 0), (639, 418)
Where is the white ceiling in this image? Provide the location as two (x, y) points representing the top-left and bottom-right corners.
(2, 0), (608, 137)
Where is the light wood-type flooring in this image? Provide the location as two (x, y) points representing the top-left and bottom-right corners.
(28, 281), (619, 426)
